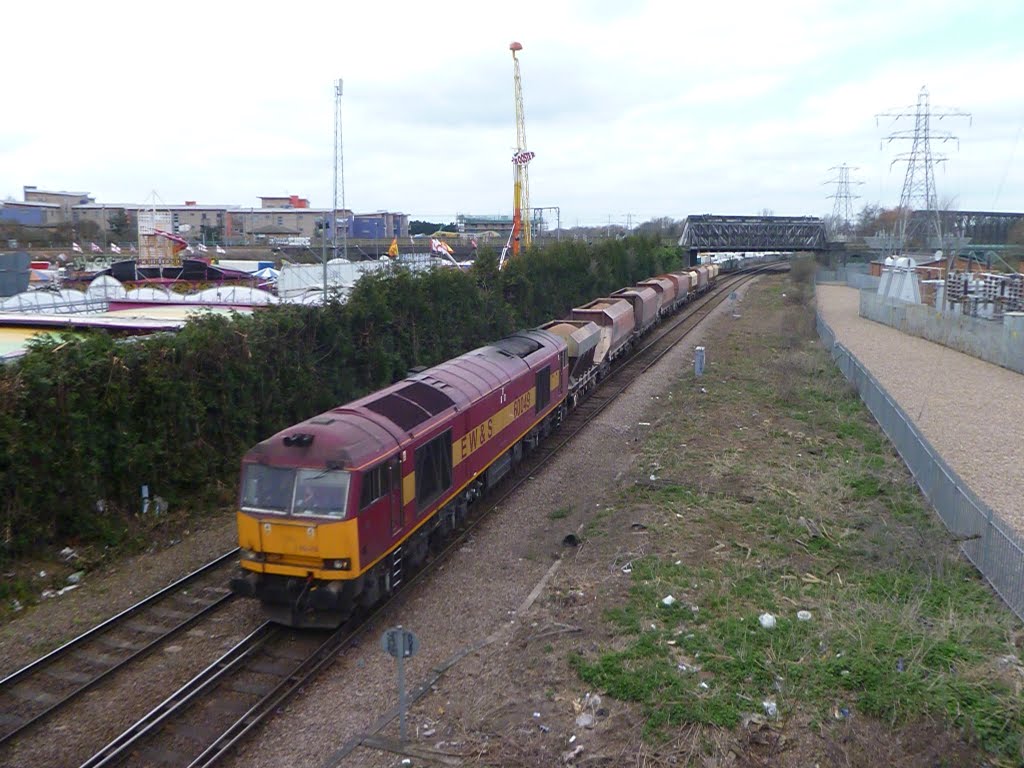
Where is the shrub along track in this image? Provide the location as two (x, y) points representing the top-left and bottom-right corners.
(70, 263), (781, 768)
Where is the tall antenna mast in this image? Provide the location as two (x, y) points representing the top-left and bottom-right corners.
(333, 78), (347, 263)
(824, 164), (862, 237)
(877, 86), (970, 253)
(505, 41), (534, 267)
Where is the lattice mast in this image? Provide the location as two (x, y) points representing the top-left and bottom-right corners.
(333, 78), (347, 262)
(824, 164), (862, 235)
(876, 87), (970, 252)
(510, 41), (534, 258)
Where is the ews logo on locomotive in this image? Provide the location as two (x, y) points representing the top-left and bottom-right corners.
(458, 389), (534, 463)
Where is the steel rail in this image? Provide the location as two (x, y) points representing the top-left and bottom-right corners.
(488, 263), (784, 502)
(79, 621), (280, 768)
(74, 262), (783, 768)
(0, 549), (239, 746)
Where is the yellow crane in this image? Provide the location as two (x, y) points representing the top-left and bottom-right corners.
(502, 41), (535, 269)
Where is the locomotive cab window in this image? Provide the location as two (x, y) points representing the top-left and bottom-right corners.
(535, 366), (551, 413)
(241, 464), (295, 513)
(292, 469), (350, 519)
(415, 430), (452, 510)
(359, 462), (391, 510)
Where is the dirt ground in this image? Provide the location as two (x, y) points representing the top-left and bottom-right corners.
(2, 272), (1016, 768)
(318, 275), (1012, 768)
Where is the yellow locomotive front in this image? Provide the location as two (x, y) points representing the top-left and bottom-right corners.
(231, 461), (364, 628)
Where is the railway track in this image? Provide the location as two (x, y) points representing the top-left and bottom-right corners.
(73, 262), (782, 768)
(79, 621), (349, 768)
(526, 263), (784, 469)
(0, 549), (239, 748)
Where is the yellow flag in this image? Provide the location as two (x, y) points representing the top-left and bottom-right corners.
(387, 237), (399, 258)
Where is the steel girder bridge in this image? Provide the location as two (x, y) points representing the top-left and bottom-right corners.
(678, 215), (828, 259)
(913, 209), (1024, 245)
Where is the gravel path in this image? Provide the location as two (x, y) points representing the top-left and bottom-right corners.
(223, 280), (759, 768)
(817, 284), (1024, 534)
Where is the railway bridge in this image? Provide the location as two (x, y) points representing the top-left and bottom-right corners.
(679, 215), (829, 265)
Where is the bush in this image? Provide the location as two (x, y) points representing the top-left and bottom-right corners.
(0, 237), (680, 557)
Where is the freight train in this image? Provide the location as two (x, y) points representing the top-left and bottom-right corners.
(230, 263), (720, 627)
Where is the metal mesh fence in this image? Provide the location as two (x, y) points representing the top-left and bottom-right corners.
(816, 312), (1024, 623)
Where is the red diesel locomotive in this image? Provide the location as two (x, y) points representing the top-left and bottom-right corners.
(231, 329), (568, 627)
(231, 265), (721, 627)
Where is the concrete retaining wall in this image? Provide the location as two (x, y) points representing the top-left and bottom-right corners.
(859, 290), (1024, 374)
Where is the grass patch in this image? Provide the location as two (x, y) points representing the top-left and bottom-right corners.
(572, 275), (1024, 761)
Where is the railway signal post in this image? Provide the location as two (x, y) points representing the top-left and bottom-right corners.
(381, 625), (420, 741)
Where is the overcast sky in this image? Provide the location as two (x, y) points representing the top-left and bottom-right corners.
(2, 0), (1022, 227)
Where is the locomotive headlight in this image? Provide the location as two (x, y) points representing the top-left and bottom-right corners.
(323, 558), (351, 570)
(240, 549), (266, 562)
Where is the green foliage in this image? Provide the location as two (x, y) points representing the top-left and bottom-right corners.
(108, 210), (132, 238)
(409, 220), (458, 235)
(0, 236), (678, 558)
(200, 223), (224, 244)
(572, 278), (1023, 759)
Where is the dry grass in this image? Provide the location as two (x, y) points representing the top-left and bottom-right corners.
(571, 274), (1024, 766)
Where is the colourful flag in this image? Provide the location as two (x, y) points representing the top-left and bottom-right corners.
(215, 245), (226, 254)
(90, 242), (102, 253)
(110, 243), (122, 254)
(153, 229), (190, 254)
(471, 238), (478, 249)
(196, 243), (208, 253)
(387, 237), (399, 258)
(72, 242), (83, 253)
(430, 238), (454, 256)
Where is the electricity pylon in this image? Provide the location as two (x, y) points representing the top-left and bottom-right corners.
(824, 164), (863, 237)
(877, 86), (970, 252)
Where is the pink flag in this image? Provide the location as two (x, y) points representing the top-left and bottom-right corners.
(153, 229), (189, 249)
(72, 242), (83, 253)
(215, 245), (226, 254)
(90, 242), (102, 253)
(110, 243), (122, 254)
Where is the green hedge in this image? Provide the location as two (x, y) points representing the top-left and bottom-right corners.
(0, 237), (679, 555)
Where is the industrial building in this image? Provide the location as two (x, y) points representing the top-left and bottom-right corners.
(1, 186), (408, 245)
